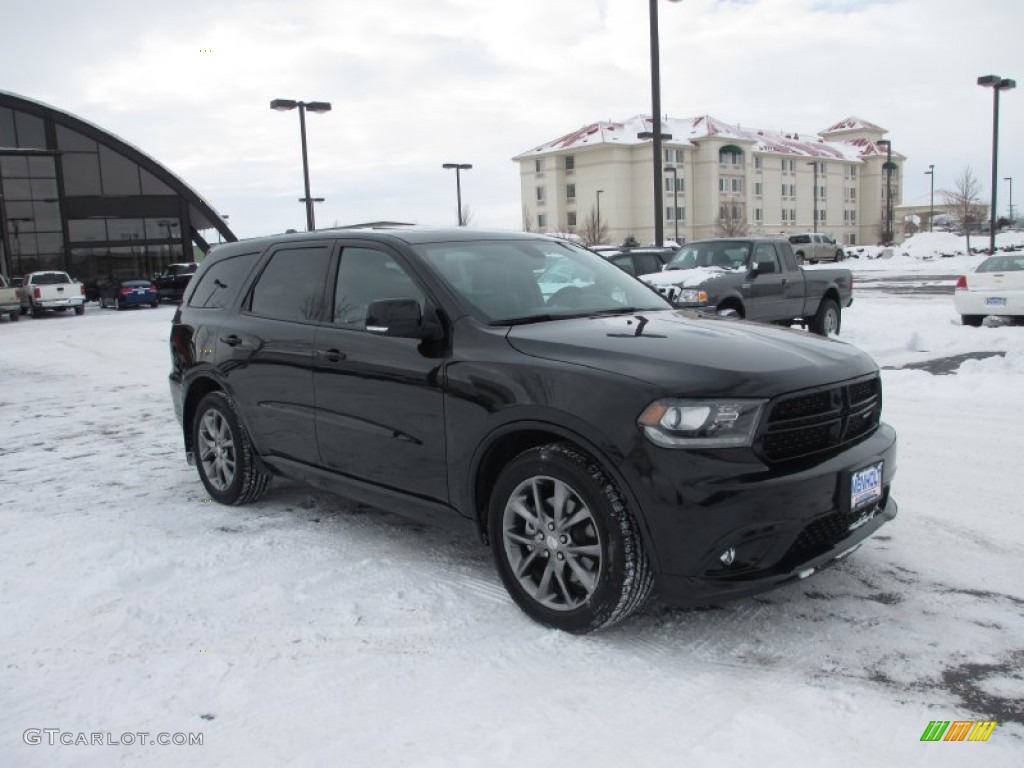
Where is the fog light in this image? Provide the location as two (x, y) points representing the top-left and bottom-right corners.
(719, 548), (736, 566)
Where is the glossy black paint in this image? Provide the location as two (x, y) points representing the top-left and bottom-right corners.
(169, 227), (897, 606)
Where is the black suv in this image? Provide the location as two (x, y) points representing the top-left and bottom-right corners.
(169, 228), (897, 632)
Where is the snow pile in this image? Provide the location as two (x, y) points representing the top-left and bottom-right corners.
(898, 232), (966, 259)
(642, 265), (738, 289)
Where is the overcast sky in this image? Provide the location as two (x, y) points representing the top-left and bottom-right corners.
(3, 0), (1021, 239)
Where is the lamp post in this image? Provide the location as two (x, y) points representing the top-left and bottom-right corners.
(596, 189), (604, 242)
(977, 75), (1016, 253)
(441, 163), (472, 226)
(1006, 176), (1015, 222)
(270, 98), (332, 232)
(664, 166), (680, 244)
(807, 161), (819, 233)
(877, 139), (892, 243)
(638, 0), (683, 247)
(924, 165), (935, 232)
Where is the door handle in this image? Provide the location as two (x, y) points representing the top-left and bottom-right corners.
(220, 335), (242, 347)
(317, 348), (345, 363)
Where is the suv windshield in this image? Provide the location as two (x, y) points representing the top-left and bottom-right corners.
(414, 239), (669, 323)
(665, 242), (751, 272)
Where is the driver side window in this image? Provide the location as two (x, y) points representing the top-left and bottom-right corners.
(333, 247), (425, 331)
(753, 243), (780, 273)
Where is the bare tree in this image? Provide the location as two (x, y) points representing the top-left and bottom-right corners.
(942, 167), (985, 253)
(715, 204), (749, 237)
(460, 204), (475, 227)
(580, 206), (608, 246)
(521, 206), (533, 232)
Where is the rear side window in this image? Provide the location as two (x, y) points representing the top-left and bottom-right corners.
(610, 254), (636, 276)
(188, 253), (260, 309)
(249, 245), (332, 322)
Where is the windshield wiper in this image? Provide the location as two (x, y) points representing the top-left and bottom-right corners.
(499, 314), (560, 325)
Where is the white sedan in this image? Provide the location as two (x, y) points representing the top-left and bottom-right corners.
(954, 255), (1024, 326)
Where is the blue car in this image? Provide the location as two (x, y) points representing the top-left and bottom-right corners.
(97, 278), (159, 310)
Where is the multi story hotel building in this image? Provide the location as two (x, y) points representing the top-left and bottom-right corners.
(513, 114), (904, 246)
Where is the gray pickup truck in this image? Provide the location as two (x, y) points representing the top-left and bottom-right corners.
(640, 237), (853, 336)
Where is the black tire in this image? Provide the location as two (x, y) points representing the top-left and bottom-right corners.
(961, 315), (984, 327)
(74, 305), (84, 315)
(9, 311), (18, 322)
(20, 304), (28, 315)
(809, 297), (841, 336)
(488, 443), (653, 633)
(192, 391), (270, 505)
(115, 297), (123, 311)
(31, 304), (43, 318)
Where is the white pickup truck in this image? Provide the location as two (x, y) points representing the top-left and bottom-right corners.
(20, 271), (86, 317)
(0, 274), (21, 322)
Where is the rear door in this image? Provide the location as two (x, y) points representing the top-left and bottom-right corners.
(312, 242), (448, 502)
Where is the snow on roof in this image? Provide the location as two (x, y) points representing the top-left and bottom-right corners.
(820, 115), (887, 134)
(514, 114), (894, 162)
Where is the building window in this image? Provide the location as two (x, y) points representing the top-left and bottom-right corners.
(536, 186), (545, 203)
(566, 183), (576, 200)
(754, 156), (763, 171)
(534, 158), (543, 173)
(782, 183), (795, 198)
(754, 208), (763, 222)
(847, 187), (857, 201)
(845, 165), (857, 179)
(819, 209), (827, 223)
(719, 178), (728, 193)
(719, 147), (743, 165)
(665, 176), (684, 193)
(782, 159), (795, 173)
(818, 185), (827, 199)
(848, 233), (857, 245)
(537, 214), (547, 228)
(664, 148), (684, 164)
(790, 208), (796, 222)
(567, 212), (577, 227)
(754, 182), (763, 196)
(782, 208), (789, 222)
(665, 206), (684, 222)
(731, 178), (743, 193)
(565, 155), (574, 172)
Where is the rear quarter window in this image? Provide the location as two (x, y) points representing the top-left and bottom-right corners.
(187, 253), (260, 309)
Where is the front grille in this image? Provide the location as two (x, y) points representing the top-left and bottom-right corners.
(757, 375), (881, 463)
(781, 489), (888, 567)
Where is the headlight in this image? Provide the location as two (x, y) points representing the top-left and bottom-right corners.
(675, 289), (708, 305)
(638, 398), (766, 448)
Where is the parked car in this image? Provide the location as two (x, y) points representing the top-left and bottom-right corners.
(169, 228), (897, 633)
(20, 271), (86, 317)
(97, 277), (160, 310)
(954, 254), (1024, 326)
(640, 237), (853, 335)
(0, 274), (21, 322)
(153, 262), (199, 301)
(600, 246), (678, 278)
(788, 233), (845, 263)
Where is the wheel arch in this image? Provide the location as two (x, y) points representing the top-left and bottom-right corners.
(716, 293), (746, 317)
(181, 375), (226, 459)
(468, 421), (661, 571)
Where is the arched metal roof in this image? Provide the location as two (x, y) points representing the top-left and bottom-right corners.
(0, 90), (236, 246)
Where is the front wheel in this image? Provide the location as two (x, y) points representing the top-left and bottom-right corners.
(488, 443), (653, 633)
(192, 391), (270, 505)
(809, 297), (841, 336)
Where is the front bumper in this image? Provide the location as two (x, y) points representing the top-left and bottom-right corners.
(626, 423), (898, 606)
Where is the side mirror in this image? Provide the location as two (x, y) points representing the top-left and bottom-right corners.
(750, 261), (776, 276)
(366, 298), (441, 340)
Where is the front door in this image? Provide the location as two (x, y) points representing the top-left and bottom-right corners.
(313, 244), (448, 502)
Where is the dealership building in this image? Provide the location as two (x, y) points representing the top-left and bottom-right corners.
(0, 91), (234, 283)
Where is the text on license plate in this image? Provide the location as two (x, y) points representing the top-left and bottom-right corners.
(135, 289), (148, 294)
(851, 462), (883, 510)
(985, 297), (1006, 306)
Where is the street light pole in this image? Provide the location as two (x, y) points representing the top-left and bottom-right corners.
(807, 161), (818, 233)
(977, 75), (1016, 253)
(640, 0), (682, 247)
(442, 164), (472, 226)
(924, 165), (934, 232)
(596, 189), (604, 242)
(877, 139), (892, 243)
(270, 98), (332, 232)
(664, 166), (679, 244)
(1006, 176), (1015, 222)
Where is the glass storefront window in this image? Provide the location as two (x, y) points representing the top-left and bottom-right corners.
(0, 108), (16, 146)
(56, 124), (97, 152)
(107, 219), (146, 241)
(68, 219), (108, 241)
(32, 200), (62, 232)
(14, 111), (47, 149)
(98, 145), (141, 195)
(140, 169), (173, 195)
(27, 155), (56, 177)
(30, 178), (58, 199)
(2, 178), (32, 200)
(0, 155), (29, 176)
(146, 218), (181, 239)
(61, 153), (102, 195)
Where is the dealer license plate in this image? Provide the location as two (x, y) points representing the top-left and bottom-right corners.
(851, 462), (883, 510)
(985, 297), (1006, 306)
(135, 288), (148, 294)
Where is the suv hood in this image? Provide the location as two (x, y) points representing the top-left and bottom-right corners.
(506, 310), (877, 397)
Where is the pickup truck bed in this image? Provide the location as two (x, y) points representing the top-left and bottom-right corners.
(641, 237), (852, 335)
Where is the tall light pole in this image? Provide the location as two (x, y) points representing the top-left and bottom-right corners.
(664, 166), (680, 244)
(596, 189), (604, 242)
(924, 165), (935, 232)
(638, 0), (682, 247)
(442, 163), (472, 226)
(270, 98), (332, 232)
(977, 75), (1016, 253)
(1005, 176), (1015, 222)
(877, 139), (893, 243)
(807, 161), (819, 233)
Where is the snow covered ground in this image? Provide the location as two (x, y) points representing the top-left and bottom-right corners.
(1, 278), (1022, 766)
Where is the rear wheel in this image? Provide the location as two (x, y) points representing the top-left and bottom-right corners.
(193, 391), (270, 505)
(488, 443), (653, 633)
(809, 297), (841, 336)
(74, 305), (84, 315)
(115, 297), (123, 311)
(31, 304), (43, 318)
(961, 315), (984, 327)
(8, 311), (18, 322)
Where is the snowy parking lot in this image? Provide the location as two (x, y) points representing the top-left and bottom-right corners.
(1, 262), (1022, 766)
